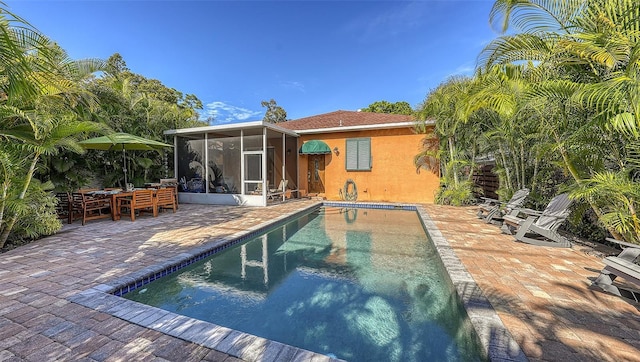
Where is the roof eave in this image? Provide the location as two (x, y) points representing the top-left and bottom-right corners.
(164, 121), (299, 137)
(292, 120), (433, 134)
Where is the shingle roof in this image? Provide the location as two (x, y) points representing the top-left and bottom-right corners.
(279, 110), (415, 131)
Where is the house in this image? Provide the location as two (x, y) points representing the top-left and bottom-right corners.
(278, 110), (438, 203)
(164, 110), (438, 206)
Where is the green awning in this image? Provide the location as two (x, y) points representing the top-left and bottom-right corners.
(299, 140), (332, 155)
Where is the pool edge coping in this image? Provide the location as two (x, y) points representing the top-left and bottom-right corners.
(414, 205), (528, 362)
(68, 201), (527, 362)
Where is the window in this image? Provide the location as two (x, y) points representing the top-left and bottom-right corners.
(345, 138), (371, 171)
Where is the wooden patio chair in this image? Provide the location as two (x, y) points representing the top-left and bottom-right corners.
(155, 187), (177, 214)
(117, 189), (156, 221)
(501, 193), (573, 248)
(159, 179), (179, 209)
(477, 188), (530, 224)
(55, 192), (72, 224)
(72, 192), (112, 225)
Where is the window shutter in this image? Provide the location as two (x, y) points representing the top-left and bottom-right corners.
(346, 139), (358, 170)
(345, 138), (371, 171)
(358, 138), (371, 170)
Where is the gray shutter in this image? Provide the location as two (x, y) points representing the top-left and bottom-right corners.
(346, 139), (358, 170)
(358, 138), (371, 170)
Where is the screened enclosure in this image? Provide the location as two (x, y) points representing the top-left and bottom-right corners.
(166, 122), (299, 206)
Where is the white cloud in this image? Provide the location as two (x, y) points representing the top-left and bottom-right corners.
(446, 63), (476, 78)
(204, 101), (263, 125)
(280, 80), (305, 93)
(344, 2), (429, 42)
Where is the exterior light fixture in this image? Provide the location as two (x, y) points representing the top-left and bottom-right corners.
(333, 146), (339, 156)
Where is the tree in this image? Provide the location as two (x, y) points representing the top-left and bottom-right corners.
(105, 53), (129, 76)
(362, 100), (413, 115)
(0, 6), (207, 248)
(82, 54), (206, 187)
(261, 99), (287, 123)
(416, 76), (477, 205)
(0, 19), (106, 247)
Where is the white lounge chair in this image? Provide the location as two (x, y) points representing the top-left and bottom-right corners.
(501, 193), (573, 248)
(477, 188), (530, 224)
(591, 238), (640, 302)
(268, 179), (288, 201)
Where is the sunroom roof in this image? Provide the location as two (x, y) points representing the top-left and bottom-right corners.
(163, 120), (299, 137)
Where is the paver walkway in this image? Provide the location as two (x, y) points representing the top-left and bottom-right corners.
(421, 204), (640, 362)
(0, 201), (638, 361)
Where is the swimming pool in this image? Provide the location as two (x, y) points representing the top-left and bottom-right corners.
(123, 206), (485, 361)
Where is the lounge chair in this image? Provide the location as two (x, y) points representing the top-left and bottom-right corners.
(268, 179), (289, 201)
(501, 193), (573, 248)
(477, 188), (530, 224)
(591, 238), (640, 302)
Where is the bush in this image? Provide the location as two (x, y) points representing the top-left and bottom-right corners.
(2, 184), (62, 252)
(436, 180), (476, 206)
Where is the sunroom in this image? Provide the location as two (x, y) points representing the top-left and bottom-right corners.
(164, 121), (299, 207)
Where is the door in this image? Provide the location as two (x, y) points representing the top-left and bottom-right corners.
(308, 155), (325, 194)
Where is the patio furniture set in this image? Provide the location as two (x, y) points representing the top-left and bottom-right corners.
(55, 184), (178, 225)
(477, 191), (640, 304)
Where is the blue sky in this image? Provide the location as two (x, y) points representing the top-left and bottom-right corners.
(8, 1), (498, 123)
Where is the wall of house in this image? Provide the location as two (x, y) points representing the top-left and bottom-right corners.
(298, 127), (439, 204)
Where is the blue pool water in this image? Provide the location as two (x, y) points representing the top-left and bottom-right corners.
(125, 206), (485, 361)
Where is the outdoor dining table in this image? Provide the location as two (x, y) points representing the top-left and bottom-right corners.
(86, 189), (156, 221)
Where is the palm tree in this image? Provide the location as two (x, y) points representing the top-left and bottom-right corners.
(481, 0), (640, 240)
(0, 9), (106, 247)
(416, 76), (477, 205)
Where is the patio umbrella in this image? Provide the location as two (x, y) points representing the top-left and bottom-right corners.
(78, 132), (173, 186)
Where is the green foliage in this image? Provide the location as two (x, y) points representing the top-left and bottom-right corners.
(0, 7), (206, 248)
(77, 53), (206, 189)
(435, 180), (476, 206)
(571, 171), (640, 244)
(415, 76), (481, 200)
(361, 100), (414, 115)
(6, 180), (61, 249)
(416, 0), (640, 242)
(261, 99), (287, 123)
(563, 201), (609, 244)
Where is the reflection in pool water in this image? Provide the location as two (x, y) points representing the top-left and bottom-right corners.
(125, 207), (485, 361)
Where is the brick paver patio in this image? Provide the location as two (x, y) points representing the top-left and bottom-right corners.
(421, 204), (640, 362)
(0, 201), (639, 361)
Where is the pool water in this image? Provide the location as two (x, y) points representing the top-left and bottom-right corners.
(125, 206), (485, 361)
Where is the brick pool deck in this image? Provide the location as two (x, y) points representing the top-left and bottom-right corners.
(0, 201), (639, 361)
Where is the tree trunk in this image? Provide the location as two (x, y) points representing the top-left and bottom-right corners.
(510, 142), (521, 190)
(531, 154), (539, 193)
(468, 145), (477, 182)
(520, 143), (526, 189)
(0, 181), (8, 241)
(498, 143), (512, 189)
(448, 136), (459, 186)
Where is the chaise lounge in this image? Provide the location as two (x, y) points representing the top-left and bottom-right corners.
(268, 179), (289, 201)
(591, 238), (640, 302)
(477, 188), (530, 224)
(501, 193), (573, 248)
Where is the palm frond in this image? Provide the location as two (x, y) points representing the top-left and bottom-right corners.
(489, 0), (585, 34)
